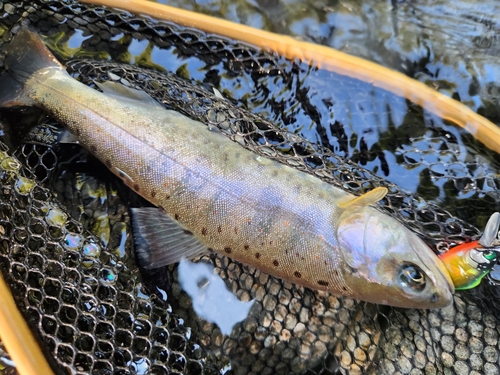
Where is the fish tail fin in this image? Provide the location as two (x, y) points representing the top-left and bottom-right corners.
(0, 26), (63, 107)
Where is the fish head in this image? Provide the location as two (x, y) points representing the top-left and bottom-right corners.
(336, 207), (454, 309)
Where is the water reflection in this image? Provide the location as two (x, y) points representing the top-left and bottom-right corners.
(178, 258), (255, 335)
(151, 0), (500, 117)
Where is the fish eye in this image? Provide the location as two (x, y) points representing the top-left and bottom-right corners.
(398, 264), (426, 292)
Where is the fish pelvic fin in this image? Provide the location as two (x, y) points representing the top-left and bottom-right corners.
(131, 207), (208, 269)
(338, 186), (388, 209)
(0, 26), (63, 108)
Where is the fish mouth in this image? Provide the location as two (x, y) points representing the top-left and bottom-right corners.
(433, 256), (455, 294)
(428, 258), (455, 308)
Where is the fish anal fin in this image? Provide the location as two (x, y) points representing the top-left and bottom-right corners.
(338, 187), (388, 209)
(95, 81), (162, 108)
(131, 207), (208, 269)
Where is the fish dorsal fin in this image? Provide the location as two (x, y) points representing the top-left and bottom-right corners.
(95, 81), (163, 108)
(131, 207), (208, 269)
(338, 187), (388, 209)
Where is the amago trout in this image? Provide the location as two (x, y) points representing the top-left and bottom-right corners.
(0, 27), (454, 308)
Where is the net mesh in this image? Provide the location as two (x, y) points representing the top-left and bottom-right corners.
(0, 1), (499, 375)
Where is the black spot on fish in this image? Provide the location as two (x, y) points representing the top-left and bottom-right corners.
(217, 226), (222, 233)
(183, 230), (193, 236)
(75, 129), (81, 136)
(134, 184), (140, 192)
(244, 244), (249, 250)
(324, 261), (328, 265)
(151, 190), (156, 198)
(342, 286), (347, 292)
(334, 270), (339, 276)
(165, 195), (171, 200)
(90, 145), (97, 152)
(234, 227), (238, 234)
(106, 160), (112, 168)
(317, 280), (329, 287)
(269, 240), (273, 246)
(207, 248), (214, 252)
(174, 213), (180, 221)
(201, 227), (207, 236)
(273, 260), (279, 267)
(255, 252), (261, 259)
(224, 247), (232, 254)
(118, 171), (125, 178)
(294, 271), (302, 278)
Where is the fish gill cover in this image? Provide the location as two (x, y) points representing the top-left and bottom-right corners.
(0, 1), (499, 375)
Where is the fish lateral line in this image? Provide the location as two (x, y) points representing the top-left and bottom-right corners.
(0, 26), (457, 309)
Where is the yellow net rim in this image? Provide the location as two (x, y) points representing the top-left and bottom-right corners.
(82, 0), (500, 155)
(0, 273), (54, 375)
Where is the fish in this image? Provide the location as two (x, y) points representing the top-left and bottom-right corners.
(0, 27), (454, 309)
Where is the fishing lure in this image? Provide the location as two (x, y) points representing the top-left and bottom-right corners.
(440, 212), (500, 290)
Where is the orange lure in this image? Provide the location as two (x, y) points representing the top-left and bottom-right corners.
(440, 241), (497, 290)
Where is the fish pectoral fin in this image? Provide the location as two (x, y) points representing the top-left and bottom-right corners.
(337, 187), (388, 209)
(131, 207), (208, 269)
(95, 81), (163, 108)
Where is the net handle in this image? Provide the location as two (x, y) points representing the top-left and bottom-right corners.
(0, 273), (55, 375)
